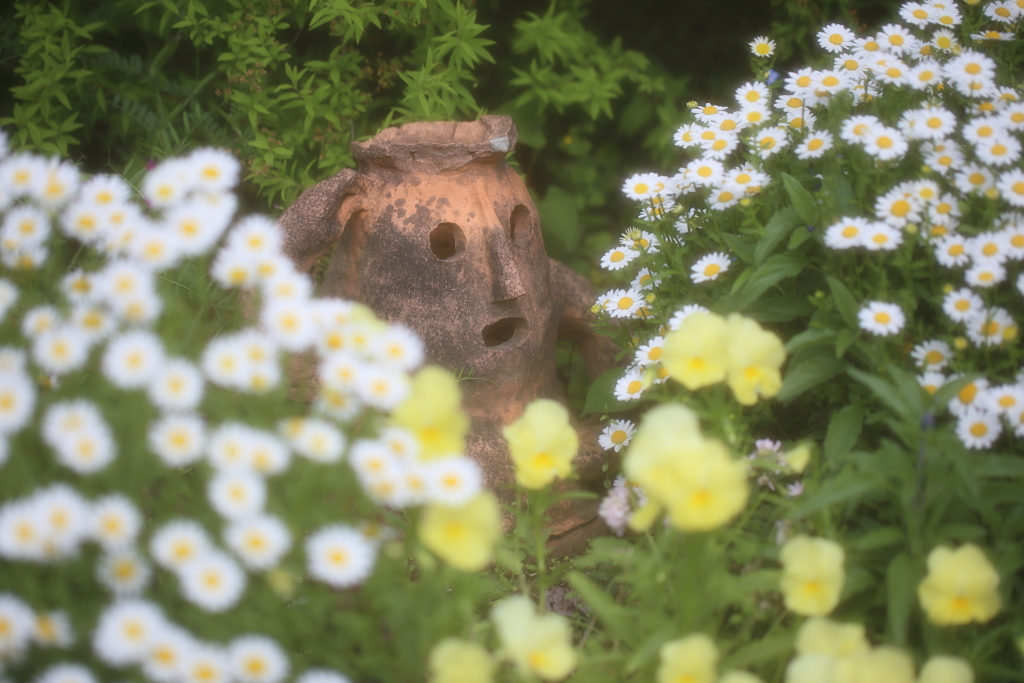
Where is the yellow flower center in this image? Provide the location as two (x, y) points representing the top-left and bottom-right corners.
(924, 350), (944, 364)
(949, 244), (964, 256)
(633, 182), (649, 195)
(627, 380), (642, 394)
(874, 312), (891, 324)
(959, 384), (978, 403)
(703, 263), (721, 276)
(617, 297), (634, 310)
(611, 430), (627, 445)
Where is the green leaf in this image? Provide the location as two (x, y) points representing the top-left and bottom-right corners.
(824, 403), (865, 462)
(781, 172), (819, 225)
(777, 353), (846, 403)
(849, 527), (903, 552)
(567, 571), (631, 640)
(582, 368), (637, 415)
(785, 328), (836, 354)
(716, 252), (806, 313)
(724, 634), (794, 670)
(791, 475), (877, 517)
(834, 329), (856, 359)
(847, 367), (917, 423)
(826, 275), (860, 330)
(754, 206), (802, 266)
(744, 295), (814, 323)
(886, 553), (916, 644)
(721, 232), (755, 265)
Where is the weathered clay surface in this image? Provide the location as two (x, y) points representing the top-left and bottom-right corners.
(278, 115), (619, 553)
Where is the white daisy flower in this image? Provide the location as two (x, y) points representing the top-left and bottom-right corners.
(751, 126), (790, 158)
(863, 126), (909, 161)
(950, 377), (989, 417)
(0, 152), (48, 199)
(911, 340), (953, 370)
(149, 414), (206, 467)
(97, 547), (152, 597)
(355, 364), (410, 411)
(613, 367), (646, 402)
(735, 81), (769, 107)
(749, 36), (776, 57)
(0, 370), (35, 436)
(634, 336), (665, 367)
(631, 267), (661, 290)
(857, 301), (905, 336)
(668, 304), (710, 330)
(965, 307), (1016, 346)
(598, 419), (636, 453)
(32, 324), (90, 375)
(306, 525), (376, 588)
(211, 244), (258, 288)
(22, 304), (61, 339)
(2, 205), (51, 252)
(0, 499), (47, 561)
(179, 550), (246, 612)
(371, 324), (424, 372)
(899, 105), (956, 140)
(295, 669), (353, 683)
(287, 418), (346, 463)
(933, 234), (970, 267)
(147, 358), (205, 412)
(229, 634), (290, 683)
(692, 103), (727, 122)
(143, 158), (193, 208)
(691, 252), (731, 283)
(142, 625), (197, 683)
(249, 431), (291, 476)
(224, 515), (292, 570)
(956, 407), (1002, 449)
(943, 288), (984, 323)
(621, 172), (664, 201)
(984, 384), (1024, 415)
(997, 168), (1024, 207)
(923, 139), (965, 175)
(604, 288), (644, 319)
(91, 494), (142, 550)
(965, 261), (1006, 288)
(673, 123), (702, 147)
(0, 593), (38, 661)
(33, 663), (97, 683)
(34, 484), (91, 559)
(917, 371), (947, 396)
(43, 405), (117, 475)
(817, 23), (855, 53)
(180, 642), (232, 683)
(189, 147), (241, 193)
(876, 23), (916, 54)
(91, 599), (166, 667)
(208, 470), (267, 521)
(824, 217), (869, 249)
(862, 222), (903, 251)
(102, 330), (165, 390)
(150, 519), (212, 571)
(899, 2), (934, 27)
(709, 185), (742, 210)
(32, 609), (74, 648)
(424, 456), (484, 506)
(794, 130), (834, 160)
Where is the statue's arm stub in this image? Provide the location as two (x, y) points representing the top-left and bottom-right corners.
(549, 258), (620, 381)
(278, 168), (360, 274)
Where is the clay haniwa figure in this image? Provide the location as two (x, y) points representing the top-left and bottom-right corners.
(278, 115), (620, 556)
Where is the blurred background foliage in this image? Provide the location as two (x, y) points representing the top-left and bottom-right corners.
(0, 0), (895, 275)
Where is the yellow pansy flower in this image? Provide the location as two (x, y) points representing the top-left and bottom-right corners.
(392, 366), (469, 460)
(780, 536), (845, 616)
(428, 637), (495, 683)
(502, 398), (577, 490)
(725, 313), (785, 405)
(917, 543), (1000, 626)
(419, 492), (500, 572)
(662, 312), (730, 390)
(491, 595), (576, 681)
(656, 633), (718, 683)
(623, 404), (748, 532)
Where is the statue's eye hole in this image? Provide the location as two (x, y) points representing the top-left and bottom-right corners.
(510, 205), (531, 244)
(429, 222), (465, 260)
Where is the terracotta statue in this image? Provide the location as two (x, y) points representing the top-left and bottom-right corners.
(278, 115), (619, 555)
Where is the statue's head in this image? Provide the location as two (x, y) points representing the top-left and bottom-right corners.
(280, 116), (561, 419)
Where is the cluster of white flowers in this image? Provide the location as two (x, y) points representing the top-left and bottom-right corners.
(0, 131), (445, 680)
(599, 0), (1024, 453)
(88, 598), (343, 683)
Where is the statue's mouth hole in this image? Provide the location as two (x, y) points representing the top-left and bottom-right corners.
(482, 317), (523, 347)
